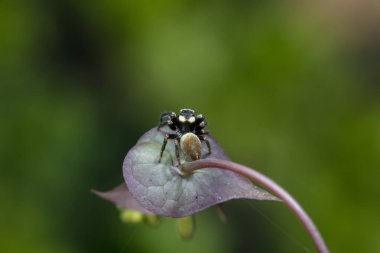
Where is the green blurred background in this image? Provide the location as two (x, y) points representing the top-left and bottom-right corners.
(1, 0), (379, 252)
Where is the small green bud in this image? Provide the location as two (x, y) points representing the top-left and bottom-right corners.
(144, 214), (160, 227)
(176, 216), (195, 240)
(119, 209), (144, 223)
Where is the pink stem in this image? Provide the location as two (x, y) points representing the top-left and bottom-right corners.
(182, 159), (329, 253)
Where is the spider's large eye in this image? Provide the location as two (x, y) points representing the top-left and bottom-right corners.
(179, 115), (186, 122)
(188, 116), (195, 123)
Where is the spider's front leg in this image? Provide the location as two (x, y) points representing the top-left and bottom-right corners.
(159, 133), (181, 164)
(173, 138), (181, 165)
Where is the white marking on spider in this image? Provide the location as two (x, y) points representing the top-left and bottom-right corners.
(179, 115), (186, 122)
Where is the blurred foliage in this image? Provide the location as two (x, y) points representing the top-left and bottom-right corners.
(1, 0), (379, 252)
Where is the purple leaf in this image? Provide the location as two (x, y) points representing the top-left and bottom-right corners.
(92, 183), (153, 214)
(122, 127), (277, 217)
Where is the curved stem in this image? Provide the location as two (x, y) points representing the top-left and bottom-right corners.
(182, 159), (329, 253)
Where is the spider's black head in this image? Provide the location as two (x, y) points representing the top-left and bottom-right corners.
(158, 108), (207, 135)
(178, 109), (196, 124)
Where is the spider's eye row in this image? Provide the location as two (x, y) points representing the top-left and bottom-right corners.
(179, 115), (196, 124)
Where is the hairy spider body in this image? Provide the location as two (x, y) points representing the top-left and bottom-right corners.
(157, 109), (211, 165)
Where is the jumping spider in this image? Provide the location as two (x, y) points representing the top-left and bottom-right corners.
(157, 109), (211, 165)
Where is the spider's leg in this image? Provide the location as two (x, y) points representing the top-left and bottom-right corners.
(159, 133), (177, 162)
(201, 129), (209, 135)
(174, 138), (181, 165)
(199, 135), (211, 155)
